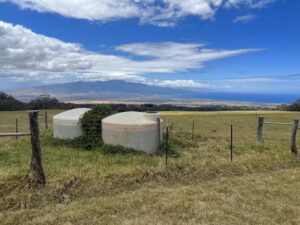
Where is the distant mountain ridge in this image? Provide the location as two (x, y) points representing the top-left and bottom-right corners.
(7, 80), (299, 104)
(8, 80), (189, 101)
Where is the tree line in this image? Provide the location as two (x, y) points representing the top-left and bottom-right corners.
(0, 92), (76, 111)
(279, 99), (300, 111)
(0, 91), (299, 112)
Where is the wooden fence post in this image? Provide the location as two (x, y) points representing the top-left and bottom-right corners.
(257, 117), (264, 143)
(28, 110), (46, 186)
(45, 111), (48, 130)
(192, 119), (195, 140)
(16, 117), (19, 141)
(291, 120), (298, 155)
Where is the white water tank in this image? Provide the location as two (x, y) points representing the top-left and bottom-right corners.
(53, 108), (91, 139)
(102, 111), (163, 154)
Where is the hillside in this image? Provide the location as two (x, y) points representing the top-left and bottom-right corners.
(8, 80), (189, 101)
(7, 80), (299, 104)
(1, 110), (300, 224)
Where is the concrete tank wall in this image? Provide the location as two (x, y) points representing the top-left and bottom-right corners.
(53, 108), (90, 139)
(102, 111), (163, 154)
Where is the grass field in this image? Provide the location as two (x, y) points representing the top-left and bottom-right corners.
(0, 110), (300, 225)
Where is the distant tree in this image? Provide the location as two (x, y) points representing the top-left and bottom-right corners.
(288, 99), (300, 111)
(28, 95), (61, 109)
(0, 92), (27, 111)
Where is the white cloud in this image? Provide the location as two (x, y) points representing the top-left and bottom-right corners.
(147, 79), (212, 88)
(225, 0), (275, 9)
(116, 42), (262, 72)
(116, 42), (206, 58)
(234, 14), (257, 23)
(147, 75), (300, 94)
(1, 0), (275, 26)
(3, 0), (140, 21)
(145, 75), (300, 93)
(0, 21), (262, 83)
(134, 75), (300, 93)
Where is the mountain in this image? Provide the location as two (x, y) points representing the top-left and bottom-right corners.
(7, 80), (299, 104)
(8, 80), (190, 101)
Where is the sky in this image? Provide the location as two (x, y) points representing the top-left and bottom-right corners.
(0, 0), (299, 94)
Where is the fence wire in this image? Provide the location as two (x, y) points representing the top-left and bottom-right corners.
(162, 113), (300, 158)
(0, 111), (51, 145)
(0, 112), (299, 161)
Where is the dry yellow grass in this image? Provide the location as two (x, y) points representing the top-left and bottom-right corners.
(160, 110), (293, 116)
(0, 110), (300, 225)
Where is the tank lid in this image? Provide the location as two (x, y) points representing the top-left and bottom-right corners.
(102, 111), (160, 125)
(53, 108), (91, 121)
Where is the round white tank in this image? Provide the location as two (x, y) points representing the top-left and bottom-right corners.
(53, 108), (91, 139)
(102, 111), (163, 154)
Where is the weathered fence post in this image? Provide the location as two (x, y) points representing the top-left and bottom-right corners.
(192, 119), (195, 140)
(165, 126), (169, 166)
(45, 111), (48, 130)
(15, 117), (19, 141)
(230, 123), (233, 161)
(28, 110), (46, 186)
(257, 116), (264, 143)
(291, 120), (298, 155)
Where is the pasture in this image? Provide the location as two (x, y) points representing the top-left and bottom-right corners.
(0, 110), (300, 225)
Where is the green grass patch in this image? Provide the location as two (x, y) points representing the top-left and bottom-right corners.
(0, 110), (300, 224)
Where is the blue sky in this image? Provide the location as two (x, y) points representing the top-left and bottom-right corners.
(0, 0), (299, 94)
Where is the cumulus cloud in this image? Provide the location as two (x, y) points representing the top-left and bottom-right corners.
(146, 75), (300, 92)
(0, 21), (262, 84)
(234, 14), (257, 23)
(139, 75), (300, 92)
(2, 0), (140, 21)
(1, 0), (275, 26)
(147, 79), (212, 88)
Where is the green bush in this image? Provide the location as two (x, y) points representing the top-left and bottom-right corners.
(288, 99), (300, 111)
(77, 105), (114, 149)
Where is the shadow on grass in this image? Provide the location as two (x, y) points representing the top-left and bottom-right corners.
(41, 131), (189, 158)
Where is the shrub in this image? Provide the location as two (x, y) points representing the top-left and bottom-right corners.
(78, 105), (113, 149)
(288, 99), (300, 111)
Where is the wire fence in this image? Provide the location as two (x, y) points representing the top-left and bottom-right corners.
(163, 113), (300, 158)
(0, 110), (299, 188)
(0, 111), (49, 146)
(0, 111), (299, 158)
(0, 111), (46, 185)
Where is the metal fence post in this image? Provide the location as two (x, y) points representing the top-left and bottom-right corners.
(165, 126), (169, 166)
(192, 119), (195, 141)
(45, 111), (48, 130)
(16, 117), (19, 141)
(230, 123), (233, 161)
